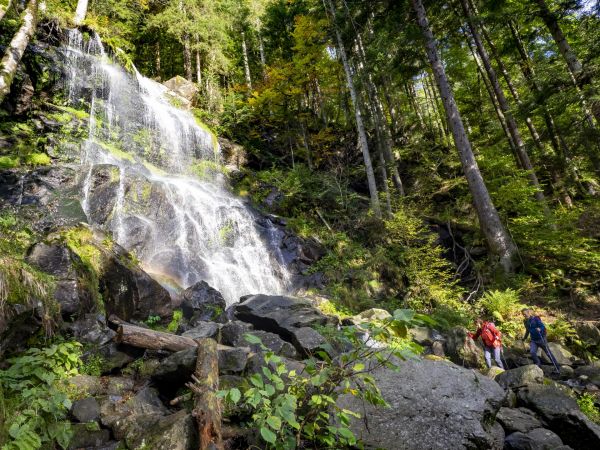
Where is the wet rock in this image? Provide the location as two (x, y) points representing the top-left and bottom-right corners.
(99, 247), (173, 323)
(220, 320), (254, 346)
(65, 314), (115, 346)
(71, 397), (100, 423)
(517, 383), (600, 448)
(496, 407), (544, 434)
(68, 423), (111, 450)
(163, 75), (198, 104)
(180, 281), (227, 324)
(181, 321), (220, 339)
(496, 365), (544, 390)
(218, 346), (250, 374)
(152, 347), (197, 387)
(220, 321), (299, 359)
(504, 428), (564, 450)
(232, 294), (333, 355)
(444, 326), (484, 368)
(338, 357), (506, 449)
(26, 242), (96, 317)
(86, 164), (120, 225)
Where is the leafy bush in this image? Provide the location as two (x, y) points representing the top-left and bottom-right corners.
(0, 342), (82, 449)
(577, 393), (600, 424)
(220, 310), (425, 448)
(475, 289), (525, 339)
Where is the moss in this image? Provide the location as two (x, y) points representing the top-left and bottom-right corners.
(142, 160), (167, 176)
(62, 227), (104, 274)
(190, 159), (227, 181)
(45, 104), (90, 121)
(0, 155), (19, 168)
(96, 140), (135, 163)
(191, 110), (219, 153)
(25, 152), (52, 166)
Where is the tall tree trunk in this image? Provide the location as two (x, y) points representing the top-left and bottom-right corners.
(326, 0), (381, 217)
(0, 0), (38, 104)
(241, 31), (252, 93)
(155, 41), (161, 80)
(258, 32), (266, 80)
(73, 0), (88, 25)
(183, 34), (192, 81)
(195, 49), (202, 85)
(460, 0), (549, 212)
(0, 0), (12, 22)
(378, 148), (393, 217)
(412, 0), (519, 273)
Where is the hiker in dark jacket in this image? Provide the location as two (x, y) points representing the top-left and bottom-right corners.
(469, 318), (504, 369)
(522, 308), (560, 373)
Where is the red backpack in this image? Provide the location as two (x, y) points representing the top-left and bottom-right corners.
(481, 322), (502, 348)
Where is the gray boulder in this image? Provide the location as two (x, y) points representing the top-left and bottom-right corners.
(180, 281), (227, 324)
(68, 424), (111, 450)
(575, 363), (600, 387)
(444, 326), (484, 368)
(540, 343), (575, 366)
(232, 294), (332, 355)
(504, 428), (564, 450)
(64, 314), (116, 346)
(220, 320), (254, 346)
(496, 407), (544, 434)
(86, 164), (120, 225)
(517, 383), (600, 448)
(71, 397), (101, 423)
(496, 365), (544, 390)
(575, 322), (600, 346)
(218, 346), (250, 374)
(338, 357), (506, 449)
(181, 321), (220, 340)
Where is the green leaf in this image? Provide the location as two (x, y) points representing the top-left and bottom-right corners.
(244, 333), (262, 345)
(260, 426), (277, 444)
(228, 388), (241, 404)
(266, 415), (282, 431)
(250, 373), (264, 389)
(352, 363), (365, 372)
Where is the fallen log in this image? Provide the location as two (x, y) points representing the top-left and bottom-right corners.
(115, 321), (197, 352)
(187, 338), (223, 450)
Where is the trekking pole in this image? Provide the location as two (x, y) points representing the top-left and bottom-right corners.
(541, 335), (560, 373)
(500, 346), (509, 370)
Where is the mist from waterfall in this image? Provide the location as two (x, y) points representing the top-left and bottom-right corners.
(64, 30), (289, 304)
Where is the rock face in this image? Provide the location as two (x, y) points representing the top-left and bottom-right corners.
(339, 357), (506, 449)
(163, 75), (199, 106)
(504, 428), (565, 450)
(517, 383), (600, 448)
(26, 242), (97, 317)
(99, 247), (173, 323)
(496, 365), (544, 390)
(496, 407), (544, 434)
(86, 164), (120, 225)
(445, 326), (484, 368)
(232, 294), (332, 355)
(180, 281), (227, 324)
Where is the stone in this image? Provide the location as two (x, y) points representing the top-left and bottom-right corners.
(338, 357), (506, 449)
(232, 294), (333, 355)
(220, 320), (254, 347)
(351, 308), (392, 324)
(575, 364), (600, 387)
(496, 407), (544, 434)
(496, 365), (544, 390)
(540, 343), (575, 366)
(218, 346), (250, 374)
(152, 347), (197, 389)
(484, 366), (505, 379)
(122, 410), (197, 450)
(86, 164), (120, 225)
(409, 326), (433, 345)
(26, 242), (96, 317)
(65, 314), (116, 346)
(180, 281), (227, 324)
(431, 341), (446, 357)
(163, 75), (199, 102)
(575, 322), (600, 346)
(100, 386), (168, 430)
(71, 397), (101, 423)
(246, 330), (299, 360)
(181, 321), (220, 340)
(95, 342), (138, 372)
(504, 428), (564, 450)
(69, 375), (104, 396)
(68, 423), (110, 450)
(517, 383), (600, 448)
(444, 326), (484, 368)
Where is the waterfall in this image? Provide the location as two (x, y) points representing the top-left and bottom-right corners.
(64, 30), (289, 304)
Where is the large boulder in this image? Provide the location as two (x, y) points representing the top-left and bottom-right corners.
(575, 322), (600, 346)
(444, 326), (484, 368)
(496, 365), (544, 390)
(26, 242), (97, 317)
(540, 343), (575, 366)
(338, 357), (506, 449)
(163, 75), (199, 105)
(181, 321), (220, 340)
(232, 294), (333, 355)
(99, 246), (173, 323)
(504, 428), (565, 450)
(575, 363), (600, 387)
(86, 164), (120, 225)
(517, 383), (600, 448)
(496, 407), (544, 434)
(180, 281), (227, 324)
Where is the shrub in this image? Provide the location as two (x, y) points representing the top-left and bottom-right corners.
(475, 289), (525, 339)
(578, 393), (600, 424)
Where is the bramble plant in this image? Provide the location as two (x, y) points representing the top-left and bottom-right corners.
(0, 342), (83, 449)
(219, 309), (429, 449)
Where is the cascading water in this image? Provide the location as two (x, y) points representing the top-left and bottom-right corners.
(64, 30), (289, 304)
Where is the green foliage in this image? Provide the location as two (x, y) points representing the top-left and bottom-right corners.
(475, 289), (525, 339)
(145, 315), (161, 328)
(167, 309), (183, 333)
(0, 156), (19, 169)
(24, 153), (51, 166)
(80, 354), (106, 377)
(577, 393), (600, 424)
(0, 342), (83, 449)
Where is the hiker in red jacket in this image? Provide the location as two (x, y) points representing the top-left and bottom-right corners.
(468, 318), (504, 369)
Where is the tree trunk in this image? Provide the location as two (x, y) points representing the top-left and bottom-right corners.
(189, 339), (223, 450)
(195, 49), (202, 85)
(73, 0), (88, 25)
(155, 41), (161, 80)
(0, 0), (38, 104)
(241, 31), (252, 93)
(258, 32), (266, 80)
(412, 0), (519, 273)
(0, 0), (12, 22)
(116, 322), (197, 352)
(326, 0), (381, 217)
(183, 34), (193, 81)
(460, 0), (549, 212)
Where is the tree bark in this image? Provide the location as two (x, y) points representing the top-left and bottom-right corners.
(412, 0), (519, 273)
(155, 41), (161, 80)
(189, 338), (223, 450)
(326, 0), (381, 217)
(460, 0), (549, 212)
(195, 49), (202, 85)
(115, 322), (198, 352)
(0, 0), (12, 22)
(73, 0), (88, 25)
(0, 0), (38, 104)
(241, 31), (252, 93)
(183, 34), (193, 81)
